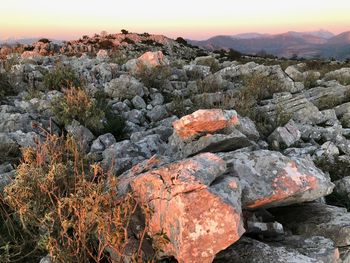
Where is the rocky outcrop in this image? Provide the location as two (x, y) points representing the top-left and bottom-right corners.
(130, 153), (245, 263)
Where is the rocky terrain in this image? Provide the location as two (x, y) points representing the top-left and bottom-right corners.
(1, 32), (350, 262)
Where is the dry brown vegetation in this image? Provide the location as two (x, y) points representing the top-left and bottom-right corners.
(0, 130), (152, 262)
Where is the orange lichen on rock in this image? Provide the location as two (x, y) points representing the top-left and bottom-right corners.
(246, 161), (319, 209)
(173, 109), (239, 141)
(131, 153), (244, 263)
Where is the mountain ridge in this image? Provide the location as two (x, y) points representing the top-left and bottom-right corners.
(189, 30), (350, 60)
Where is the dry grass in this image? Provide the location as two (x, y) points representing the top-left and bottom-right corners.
(1, 130), (153, 262)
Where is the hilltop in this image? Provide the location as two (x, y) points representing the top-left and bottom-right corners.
(1, 31), (350, 262)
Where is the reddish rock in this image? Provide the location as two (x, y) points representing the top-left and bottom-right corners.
(172, 109), (239, 142)
(21, 51), (42, 59)
(138, 51), (169, 68)
(220, 150), (334, 209)
(130, 153), (244, 263)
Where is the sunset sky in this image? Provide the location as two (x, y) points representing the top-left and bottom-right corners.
(1, 0), (349, 40)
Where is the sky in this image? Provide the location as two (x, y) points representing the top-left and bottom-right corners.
(0, 0), (349, 40)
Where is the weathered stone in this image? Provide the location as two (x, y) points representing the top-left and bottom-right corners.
(146, 105), (168, 122)
(220, 150), (334, 209)
(132, 95), (147, 109)
(104, 75), (145, 100)
(214, 237), (321, 263)
(271, 202), (350, 247)
(172, 109), (239, 142)
(66, 120), (95, 152)
(90, 133), (116, 153)
(173, 129), (254, 158)
(130, 153), (245, 263)
(268, 120), (301, 150)
(270, 235), (339, 263)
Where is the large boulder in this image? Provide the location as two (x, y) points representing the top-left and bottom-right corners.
(130, 153), (245, 263)
(220, 150), (334, 209)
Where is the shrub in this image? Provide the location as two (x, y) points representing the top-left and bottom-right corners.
(121, 29), (129, 34)
(0, 73), (14, 99)
(175, 37), (188, 46)
(195, 57), (220, 73)
(136, 64), (171, 90)
(43, 63), (81, 91)
(316, 95), (342, 110)
(51, 87), (105, 132)
(241, 73), (284, 103)
(38, 38), (50, 44)
(303, 71), (319, 89)
(2, 132), (151, 262)
(94, 91), (126, 140)
(227, 49), (242, 60)
(234, 74), (287, 136)
(196, 75), (222, 93)
(98, 40), (114, 50)
(122, 38), (135, 45)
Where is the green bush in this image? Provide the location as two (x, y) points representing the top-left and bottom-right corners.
(0, 73), (14, 99)
(136, 64), (171, 90)
(196, 57), (220, 73)
(98, 40), (114, 49)
(303, 71), (319, 89)
(51, 87), (105, 132)
(43, 63), (81, 91)
(122, 38), (135, 45)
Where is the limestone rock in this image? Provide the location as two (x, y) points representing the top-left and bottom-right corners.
(220, 150), (334, 209)
(272, 202), (350, 247)
(130, 153), (245, 263)
(172, 109), (239, 142)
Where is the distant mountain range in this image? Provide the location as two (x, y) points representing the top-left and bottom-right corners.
(189, 30), (350, 60)
(0, 37), (62, 45)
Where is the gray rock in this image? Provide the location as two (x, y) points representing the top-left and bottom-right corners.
(0, 163), (15, 192)
(104, 75), (145, 100)
(170, 129), (254, 159)
(0, 133), (20, 163)
(132, 95), (147, 109)
(235, 116), (260, 141)
(90, 133), (116, 153)
(258, 93), (322, 125)
(268, 120), (301, 150)
(150, 93), (164, 106)
(146, 105), (168, 122)
(270, 235), (339, 263)
(66, 120), (95, 152)
(220, 150), (334, 209)
(333, 176), (350, 198)
(214, 237), (321, 263)
(272, 202), (350, 247)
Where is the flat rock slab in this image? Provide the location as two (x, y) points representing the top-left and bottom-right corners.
(214, 237), (321, 263)
(177, 129), (253, 158)
(220, 150), (334, 209)
(130, 153), (245, 263)
(271, 202), (350, 247)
